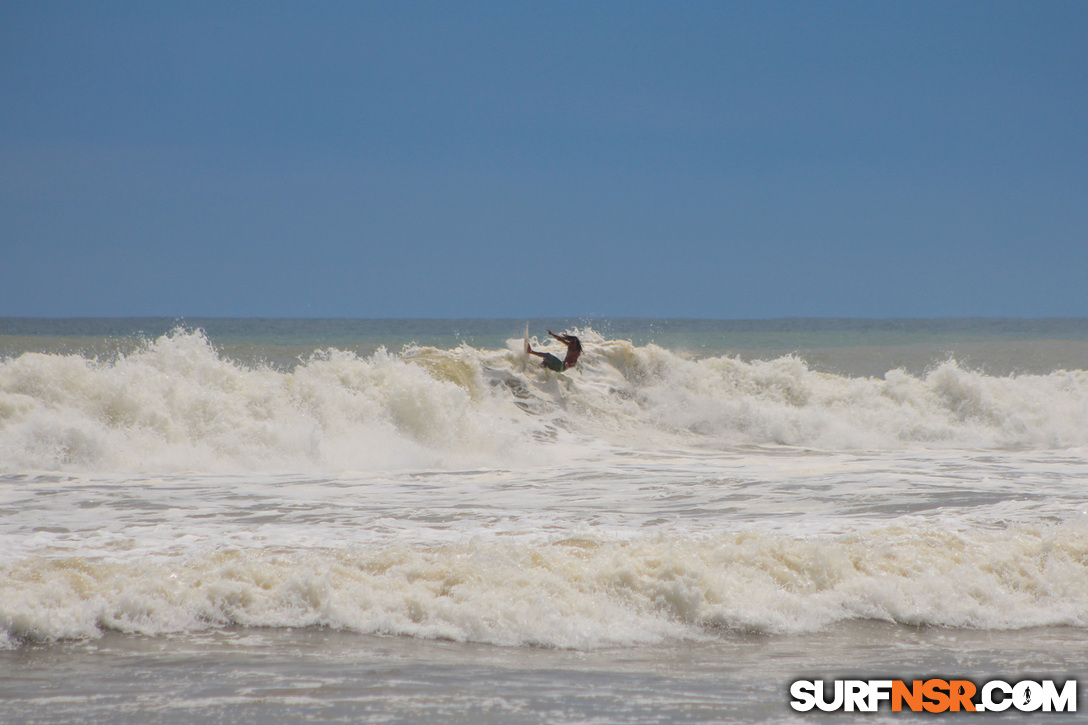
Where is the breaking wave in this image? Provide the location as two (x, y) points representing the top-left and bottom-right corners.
(1, 328), (1087, 473)
(4, 522), (1088, 649)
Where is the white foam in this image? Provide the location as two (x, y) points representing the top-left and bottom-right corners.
(2, 328), (1087, 475)
(3, 522), (1087, 649)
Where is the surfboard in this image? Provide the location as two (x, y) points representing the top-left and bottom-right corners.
(522, 322), (530, 369)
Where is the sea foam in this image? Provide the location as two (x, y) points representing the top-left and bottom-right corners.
(2, 329), (1088, 474)
(3, 522), (1087, 649)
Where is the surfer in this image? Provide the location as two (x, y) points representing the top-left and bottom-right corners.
(527, 330), (582, 372)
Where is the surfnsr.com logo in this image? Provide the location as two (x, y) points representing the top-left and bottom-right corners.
(790, 679), (1077, 713)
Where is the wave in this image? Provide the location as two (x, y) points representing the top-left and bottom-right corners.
(4, 522), (1087, 649)
(1, 328), (1088, 472)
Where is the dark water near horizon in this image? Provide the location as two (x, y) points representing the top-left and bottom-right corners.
(4, 316), (1088, 376)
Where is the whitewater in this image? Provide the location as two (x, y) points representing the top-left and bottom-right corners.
(2, 318), (1088, 723)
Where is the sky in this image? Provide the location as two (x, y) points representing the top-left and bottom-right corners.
(1, 1), (1086, 319)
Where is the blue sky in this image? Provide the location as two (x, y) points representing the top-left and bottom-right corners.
(2, 1), (1086, 319)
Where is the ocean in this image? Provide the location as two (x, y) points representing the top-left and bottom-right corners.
(2, 317), (1087, 723)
